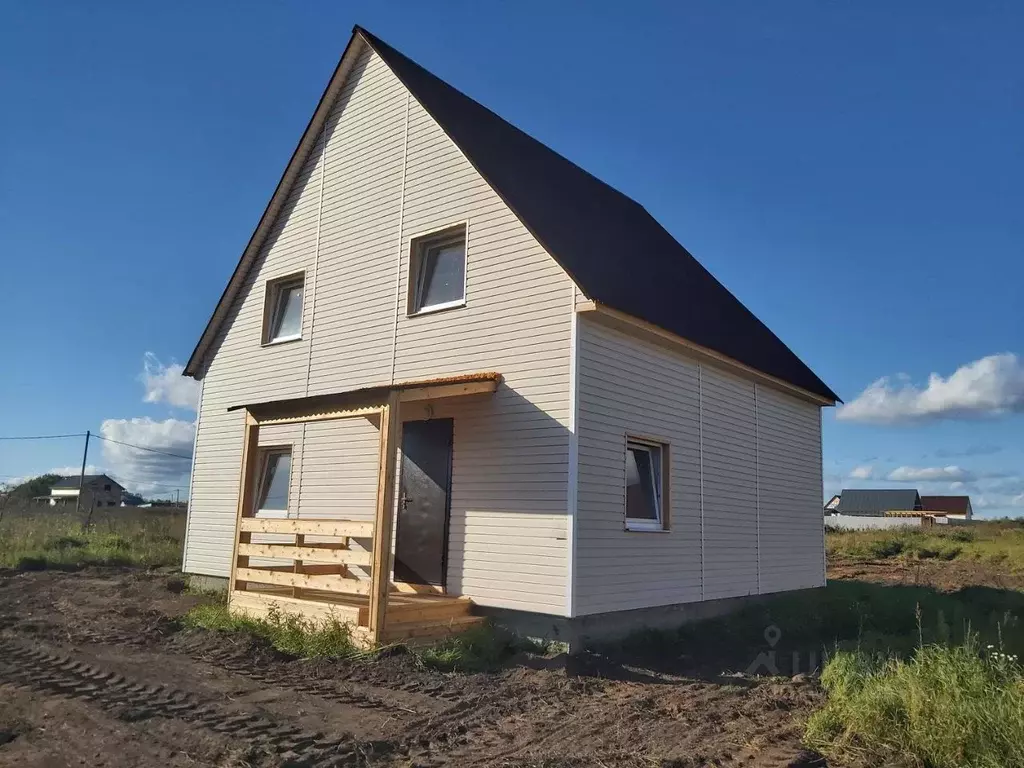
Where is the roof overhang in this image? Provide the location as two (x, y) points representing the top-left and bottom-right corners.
(229, 372), (502, 425)
(577, 300), (839, 407)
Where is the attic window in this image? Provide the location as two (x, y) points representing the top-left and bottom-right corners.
(409, 226), (466, 315)
(625, 437), (669, 532)
(263, 273), (304, 344)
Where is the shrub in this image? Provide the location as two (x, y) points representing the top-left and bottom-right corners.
(948, 528), (977, 543)
(865, 536), (907, 559)
(805, 637), (1024, 768)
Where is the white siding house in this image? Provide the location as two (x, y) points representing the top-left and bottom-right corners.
(182, 26), (837, 640)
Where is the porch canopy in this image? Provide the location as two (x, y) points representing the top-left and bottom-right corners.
(225, 371), (501, 645)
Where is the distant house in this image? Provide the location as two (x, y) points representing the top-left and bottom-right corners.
(824, 494), (841, 513)
(48, 475), (125, 509)
(834, 489), (922, 517)
(921, 495), (974, 520)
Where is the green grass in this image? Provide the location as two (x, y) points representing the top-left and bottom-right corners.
(826, 522), (1024, 569)
(609, 579), (1024, 674)
(805, 637), (1024, 768)
(416, 624), (549, 672)
(183, 602), (368, 659)
(184, 601), (545, 670)
(0, 507), (184, 570)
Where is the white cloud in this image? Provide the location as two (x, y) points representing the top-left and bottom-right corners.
(48, 464), (106, 478)
(850, 465), (875, 479)
(140, 352), (201, 410)
(975, 492), (1024, 511)
(99, 417), (194, 496)
(887, 465), (975, 482)
(836, 353), (1024, 424)
(3, 355), (199, 499)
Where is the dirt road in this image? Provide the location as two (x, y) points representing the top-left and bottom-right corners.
(0, 568), (824, 767)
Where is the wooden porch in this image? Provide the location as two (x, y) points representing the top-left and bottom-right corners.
(226, 373), (500, 648)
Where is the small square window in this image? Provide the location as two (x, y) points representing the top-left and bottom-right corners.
(263, 274), (304, 344)
(625, 438), (669, 531)
(256, 449), (291, 515)
(409, 226), (466, 314)
(103, 484), (111, 491)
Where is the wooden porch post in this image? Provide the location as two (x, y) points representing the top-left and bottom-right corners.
(228, 411), (260, 596)
(368, 391), (401, 642)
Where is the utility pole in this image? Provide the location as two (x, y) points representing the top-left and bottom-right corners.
(74, 430), (90, 515)
(175, 488), (180, 506)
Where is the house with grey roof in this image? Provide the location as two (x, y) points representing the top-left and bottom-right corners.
(180, 26), (838, 647)
(834, 489), (923, 517)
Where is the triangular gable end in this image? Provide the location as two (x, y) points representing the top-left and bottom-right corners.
(186, 26), (837, 406)
(184, 29), (371, 377)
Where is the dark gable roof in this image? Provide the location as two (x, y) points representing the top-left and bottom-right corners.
(356, 29), (837, 403)
(185, 26), (838, 403)
(52, 474), (124, 490)
(921, 496), (972, 515)
(836, 489), (922, 515)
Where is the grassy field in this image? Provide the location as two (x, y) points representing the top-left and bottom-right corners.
(806, 637), (1024, 768)
(0, 504), (184, 570)
(5, 499), (1024, 765)
(826, 522), (1024, 569)
(807, 522), (1024, 767)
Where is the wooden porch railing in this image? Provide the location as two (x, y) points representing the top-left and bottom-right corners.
(227, 392), (401, 643)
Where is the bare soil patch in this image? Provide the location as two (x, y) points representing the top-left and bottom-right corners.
(827, 557), (1024, 593)
(0, 568), (825, 767)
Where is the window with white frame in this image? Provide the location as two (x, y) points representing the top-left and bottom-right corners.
(263, 273), (304, 344)
(409, 226), (466, 314)
(625, 438), (668, 531)
(256, 448), (291, 516)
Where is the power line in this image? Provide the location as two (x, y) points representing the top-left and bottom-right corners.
(110, 475), (190, 491)
(0, 433), (85, 441)
(91, 435), (192, 460)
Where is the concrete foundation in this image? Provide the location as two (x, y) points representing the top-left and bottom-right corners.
(186, 574), (229, 594)
(190, 566), (814, 653)
(479, 591), (799, 652)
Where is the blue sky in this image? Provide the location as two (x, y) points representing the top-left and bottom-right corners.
(1, 1), (1021, 511)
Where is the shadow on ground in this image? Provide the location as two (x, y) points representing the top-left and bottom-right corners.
(570, 578), (1024, 684)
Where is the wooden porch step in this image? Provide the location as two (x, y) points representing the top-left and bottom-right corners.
(381, 614), (486, 644)
(386, 598), (473, 625)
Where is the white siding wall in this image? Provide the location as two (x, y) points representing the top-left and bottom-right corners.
(574, 317), (824, 616)
(757, 385), (826, 593)
(185, 42), (571, 614)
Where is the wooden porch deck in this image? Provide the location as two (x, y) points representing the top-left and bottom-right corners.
(226, 375), (503, 647)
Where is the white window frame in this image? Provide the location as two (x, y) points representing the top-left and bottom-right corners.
(624, 436), (669, 532)
(254, 446), (292, 518)
(262, 273), (304, 345)
(407, 223), (468, 316)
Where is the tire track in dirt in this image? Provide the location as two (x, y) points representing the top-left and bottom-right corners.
(169, 633), (537, 763)
(0, 633), (389, 767)
(169, 632), (442, 717)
